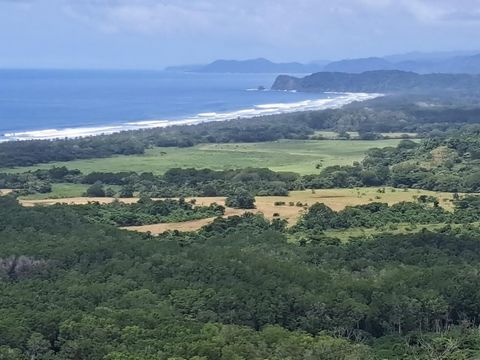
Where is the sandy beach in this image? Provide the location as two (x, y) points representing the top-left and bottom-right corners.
(4, 92), (382, 141)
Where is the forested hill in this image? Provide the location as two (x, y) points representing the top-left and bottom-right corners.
(271, 70), (480, 93)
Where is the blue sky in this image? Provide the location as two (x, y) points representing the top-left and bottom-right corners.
(1, 0), (480, 69)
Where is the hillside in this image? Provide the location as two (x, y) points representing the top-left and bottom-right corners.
(322, 52), (480, 74)
(271, 70), (480, 93)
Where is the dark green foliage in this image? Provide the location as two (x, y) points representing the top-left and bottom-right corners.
(0, 173), (52, 194)
(2, 197), (480, 358)
(5, 123), (480, 197)
(0, 136), (145, 167)
(118, 185), (134, 198)
(294, 200), (462, 233)
(1, 167), (298, 198)
(70, 198), (225, 226)
(85, 182), (106, 197)
(363, 125), (480, 192)
(295, 203), (336, 230)
(225, 190), (256, 209)
(301, 125), (480, 192)
(358, 131), (383, 140)
(128, 167), (294, 198)
(272, 71), (480, 93)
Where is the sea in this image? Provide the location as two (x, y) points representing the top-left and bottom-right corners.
(0, 70), (380, 141)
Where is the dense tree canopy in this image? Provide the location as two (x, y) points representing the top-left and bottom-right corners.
(70, 197), (225, 226)
(1, 196), (480, 358)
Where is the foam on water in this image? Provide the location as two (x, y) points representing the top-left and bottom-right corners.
(3, 92), (381, 141)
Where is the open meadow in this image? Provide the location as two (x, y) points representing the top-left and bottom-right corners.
(19, 183), (91, 200)
(320, 222), (480, 242)
(18, 183), (120, 200)
(19, 187), (459, 234)
(2, 139), (404, 175)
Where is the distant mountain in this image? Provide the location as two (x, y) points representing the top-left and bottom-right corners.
(165, 58), (325, 73)
(323, 57), (393, 73)
(166, 52), (480, 75)
(384, 50), (480, 63)
(433, 54), (480, 74)
(320, 53), (480, 74)
(271, 70), (480, 93)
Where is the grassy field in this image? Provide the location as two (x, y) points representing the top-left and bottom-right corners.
(20, 187), (459, 234)
(18, 183), (121, 200)
(121, 186), (460, 234)
(2, 139), (404, 175)
(18, 183), (89, 200)
(320, 222), (480, 242)
(312, 131), (419, 140)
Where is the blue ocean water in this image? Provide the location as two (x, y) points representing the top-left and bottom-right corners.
(0, 71), (297, 129)
(0, 70), (377, 140)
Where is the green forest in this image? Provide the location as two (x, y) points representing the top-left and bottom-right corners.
(2, 123), (480, 198)
(2, 93), (480, 359)
(67, 198), (225, 227)
(2, 195), (480, 359)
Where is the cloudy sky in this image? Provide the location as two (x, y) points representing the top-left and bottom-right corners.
(1, 0), (480, 69)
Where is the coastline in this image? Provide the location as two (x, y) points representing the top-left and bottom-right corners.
(2, 92), (382, 141)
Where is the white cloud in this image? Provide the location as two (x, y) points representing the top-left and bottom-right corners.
(397, 0), (480, 24)
(2, 0), (480, 67)
(61, 0), (480, 34)
(56, 0), (480, 56)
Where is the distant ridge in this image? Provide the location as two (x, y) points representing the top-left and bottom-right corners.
(271, 70), (480, 93)
(166, 58), (326, 73)
(319, 53), (480, 74)
(166, 51), (480, 74)
(324, 57), (393, 73)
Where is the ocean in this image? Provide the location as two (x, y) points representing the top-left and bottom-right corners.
(0, 70), (379, 141)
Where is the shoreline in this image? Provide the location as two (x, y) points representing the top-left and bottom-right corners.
(2, 92), (382, 141)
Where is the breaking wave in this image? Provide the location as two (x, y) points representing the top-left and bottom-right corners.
(2, 92), (381, 141)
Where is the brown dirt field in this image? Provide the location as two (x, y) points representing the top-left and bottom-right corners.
(122, 217), (219, 233)
(0, 189), (13, 196)
(20, 187), (459, 235)
(20, 197), (139, 207)
(122, 208), (245, 234)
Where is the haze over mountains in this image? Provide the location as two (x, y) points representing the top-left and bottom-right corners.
(165, 58), (328, 73)
(166, 51), (480, 74)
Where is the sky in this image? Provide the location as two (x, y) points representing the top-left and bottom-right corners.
(1, 0), (480, 69)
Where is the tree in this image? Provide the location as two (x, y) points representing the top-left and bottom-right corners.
(85, 182), (106, 197)
(296, 203), (336, 230)
(225, 190), (256, 209)
(465, 171), (480, 191)
(337, 131), (351, 140)
(119, 185), (134, 198)
(26, 333), (52, 360)
(104, 187), (116, 197)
